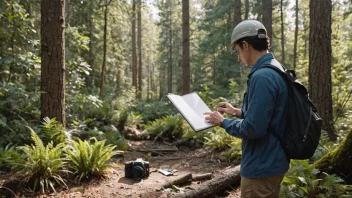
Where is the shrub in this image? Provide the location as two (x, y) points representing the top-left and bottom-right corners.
(65, 137), (122, 182)
(39, 117), (67, 146)
(280, 160), (350, 197)
(9, 128), (68, 193)
(142, 114), (184, 141)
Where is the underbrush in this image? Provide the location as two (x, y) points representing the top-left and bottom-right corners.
(0, 119), (122, 194)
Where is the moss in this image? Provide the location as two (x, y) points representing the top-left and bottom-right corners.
(313, 128), (352, 184)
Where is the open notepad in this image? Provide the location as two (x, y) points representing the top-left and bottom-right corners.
(167, 92), (215, 132)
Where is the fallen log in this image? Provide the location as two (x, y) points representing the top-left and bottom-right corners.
(192, 173), (212, 181)
(173, 165), (241, 198)
(156, 173), (193, 191)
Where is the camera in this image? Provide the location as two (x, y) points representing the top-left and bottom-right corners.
(125, 158), (150, 180)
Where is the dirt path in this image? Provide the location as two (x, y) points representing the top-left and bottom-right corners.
(23, 140), (241, 198)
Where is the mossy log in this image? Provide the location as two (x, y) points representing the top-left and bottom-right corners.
(313, 128), (352, 184)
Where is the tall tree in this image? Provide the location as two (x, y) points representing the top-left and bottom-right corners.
(309, 0), (336, 141)
(137, 0), (142, 98)
(168, 0), (173, 94)
(132, 0), (137, 90)
(40, 0), (66, 125)
(234, 0), (242, 26)
(86, 0), (95, 88)
(293, 0), (298, 70)
(262, 0), (272, 49)
(99, 0), (113, 99)
(182, 0), (190, 94)
(280, 0), (285, 64)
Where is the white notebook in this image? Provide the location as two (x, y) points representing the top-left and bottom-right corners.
(167, 92), (215, 132)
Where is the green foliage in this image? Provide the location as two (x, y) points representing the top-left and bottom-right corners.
(126, 111), (143, 129)
(65, 137), (121, 182)
(204, 128), (242, 162)
(280, 160), (350, 198)
(142, 114), (184, 141)
(40, 117), (67, 146)
(0, 143), (20, 169)
(134, 100), (176, 122)
(0, 82), (40, 147)
(9, 128), (68, 193)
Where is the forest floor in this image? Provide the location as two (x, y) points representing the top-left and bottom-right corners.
(1, 140), (241, 198)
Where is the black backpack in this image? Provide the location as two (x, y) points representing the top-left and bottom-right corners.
(261, 65), (322, 160)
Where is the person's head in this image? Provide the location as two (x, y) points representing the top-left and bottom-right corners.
(230, 20), (270, 67)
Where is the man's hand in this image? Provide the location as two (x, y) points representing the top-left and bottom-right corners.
(217, 102), (241, 117)
(204, 111), (224, 126)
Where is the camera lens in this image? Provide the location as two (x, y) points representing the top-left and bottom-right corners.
(132, 166), (145, 180)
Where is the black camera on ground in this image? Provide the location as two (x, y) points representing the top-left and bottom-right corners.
(125, 158), (150, 181)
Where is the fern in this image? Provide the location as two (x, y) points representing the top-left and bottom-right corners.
(142, 114), (184, 141)
(65, 137), (122, 182)
(10, 127), (68, 193)
(40, 117), (67, 146)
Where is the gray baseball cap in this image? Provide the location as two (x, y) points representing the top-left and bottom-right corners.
(231, 20), (267, 45)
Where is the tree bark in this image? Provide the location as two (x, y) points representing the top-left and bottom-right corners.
(174, 165), (241, 198)
(192, 173), (213, 181)
(168, 0), (173, 94)
(137, 0), (142, 99)
(309, 0), (337, 141)
(234, 0), (242, 27)
(40, 0), (66, 126)
(99, 0), (112, 100)
(293, 0), (298, 70)
(86, 0), (95, 88)
(280, 0), (285, 64)
(132, 0), (138, 92)
(182, 0), (190, 95)
(313, 129), (352, 184)
(262, 0), (272, 50)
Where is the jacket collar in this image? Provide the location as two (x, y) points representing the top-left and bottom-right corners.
(248, 52), (275, 77)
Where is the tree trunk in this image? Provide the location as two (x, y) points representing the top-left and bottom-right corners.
(245, 0), (249, 19)
(313, 129), (352, 184)
(309, 0), (337, 141)
(137, 0), (142, 99)
(262, 0), (272, 49)
(280, 0), (285, 64)
(182, 0), (190, 95)
(234, 0), (242, 26)
(132, 0), (137, 91)
(168, 0), (173, 94)
(86, 0), (94, 88)
(173, 165), (241, 198)
(99, 0), (112, 99)
(293, 0), (298, 70)
(40, 0), (66, 126)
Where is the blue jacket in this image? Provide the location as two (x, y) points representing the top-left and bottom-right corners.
(222, 53), (289, 178)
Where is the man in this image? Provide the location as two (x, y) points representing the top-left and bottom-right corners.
(204, 20), (289, 198)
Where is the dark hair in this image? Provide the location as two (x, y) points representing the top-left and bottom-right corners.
(235, 35), (270, 51)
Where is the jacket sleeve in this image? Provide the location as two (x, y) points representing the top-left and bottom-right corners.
(222, 73), (277, 139)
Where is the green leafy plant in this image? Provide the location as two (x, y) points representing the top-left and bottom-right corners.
(65, 137), (121, 182)
(9, 127), (68, 193)
(142, 114), (184, 141)
(126, 111), (143, 129)
(204, 128), (242, 162)
(204, 128), (235, 150)
(280, 160), (350, 198)
(40, 117), (67, 146)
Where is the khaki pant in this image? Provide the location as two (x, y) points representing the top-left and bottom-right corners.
(240, 175), (284, 198)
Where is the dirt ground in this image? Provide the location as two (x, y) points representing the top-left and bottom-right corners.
(2, 140), (241, 198)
